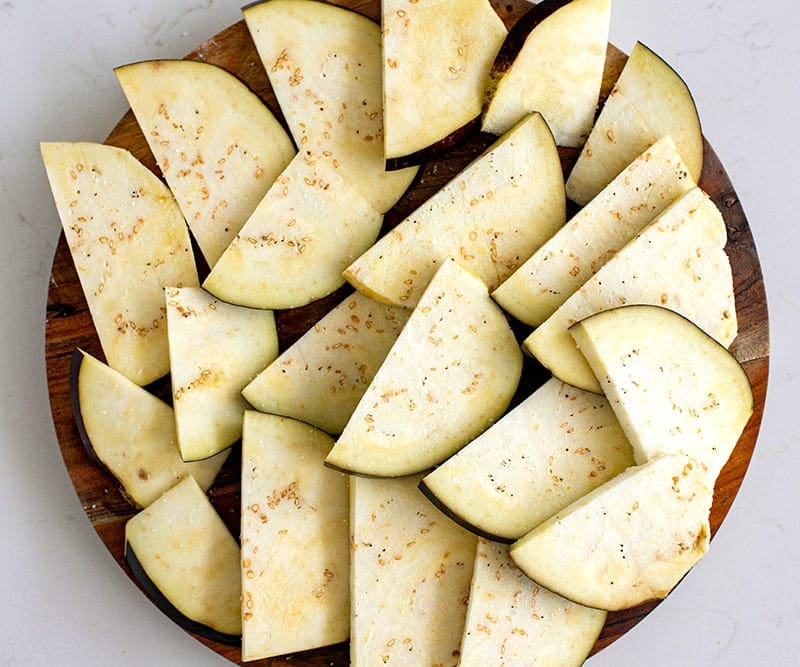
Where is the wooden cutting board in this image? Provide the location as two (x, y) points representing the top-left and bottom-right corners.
(44, 1), (769, 664)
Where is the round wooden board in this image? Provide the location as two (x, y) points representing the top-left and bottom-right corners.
(44, 1), (769, 664)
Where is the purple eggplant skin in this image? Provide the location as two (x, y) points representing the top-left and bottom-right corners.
(124, 543), (242, 648)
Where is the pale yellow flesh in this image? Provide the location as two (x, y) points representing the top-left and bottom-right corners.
(483, 0), (611, 147)
(459, 538), (606, 666)
(243, 0), (417, 213)
(566, 41), (703, 206)
(165, 287), (278, 461)
(492, 135), (696, 327)
(240, 412), (350, 661)
(421, 377), (634, 541)
(125, 476), (241, 636)
(523, 187), (737, 393)
(570, 304), (753, 482)
(41, 141), (198, 386)
(76, 350), (229, 509)
(202, 151), (383, 310)
(350, 474), (477, 666)
(115, 59), (295, 267)
(326, 258), (523, 477)
(242, 291), (410, 435)
(382, 0), (507, 159)
(511, 454), (713, 611)
(345, 112), (565, 308)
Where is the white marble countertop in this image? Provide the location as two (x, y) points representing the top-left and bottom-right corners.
(1, 1), (797, 665)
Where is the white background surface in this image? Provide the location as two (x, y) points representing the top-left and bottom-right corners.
(1, 1), (797, 665)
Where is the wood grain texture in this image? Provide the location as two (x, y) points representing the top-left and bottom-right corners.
(44, 1), (769, 664)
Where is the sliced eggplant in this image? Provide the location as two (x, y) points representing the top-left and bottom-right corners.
(124, 475), (241, 641)
(326, 258), (522, 477)
(242, 0), (418, 213)
(202, 151), (383, 310)
(115, 59), (295, 267)
(511, 453), (713, 611)
(350, 474), (477, 666)
(41, 141), (198, 386)
(524, 187), (737, 393)
(482, 0), (610, 147)
(492, 135), (696, 327)
(242, 291), (410, 435)
(570, 304), (753, 481)
(420, 377), (634, 541)
(344, 112), (565, 309)
(165, 286), (278, 461)
(459, 538), (606, 666)
(240, 412), (350, 661)
(381, 0), (507, 164)
(566, 41), (703, 206)
(71, 349), (229, 508)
